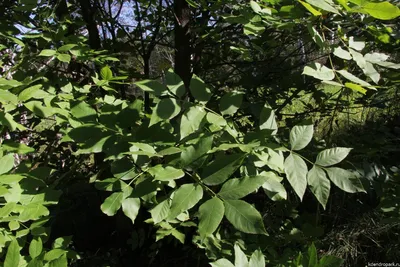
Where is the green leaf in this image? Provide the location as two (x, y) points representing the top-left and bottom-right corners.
(1, 141), (35, 154)
(361, 2), (400, 20)
(180, 134), (213, 168)
(19, 203), (49, 221)
(148, 165), (185, 182)
(150, 199), (170, 224)
(150, 98), (181, 126)
(122, 197), (140, 224)
(0, 174), (24, 184)
(348, 37), (365, 51)
(302, 63), (335, 81)
(234, 243), (248, 267)
(0, 154), (15, 175)
(0, 112), (25, 131)
(0, 202), (16, 218)
(337, 70), (372, 87)
(29, 237), (43, 258)
(49, 254), (68, 267)
(39, 49), (57, 56)
(250, 1), (262, 13)
(202, 154), (245, 185)
(58, 44), (77, 52)
(18, 84), (49, 101)
(249, 250), (265, 267)
(305, 0), (339, 14)
(325, 167), (365, 193)
(0, 89), (18, 105)
(307, 166), (330, 209)
(101, 192), (124, 216)
(189, 75), (212, 104)
(345, 83), (367, 94)
(308, 243), (318, 267)
(70, 101), (97, 122)
(100, 66), (113, 80)
(290, 124), (313, 151)
(168, 183), (203, 220)
(218, 176), (267, 200)
(210, 259), (235, 267)
(180, 106), (206, 139)
(219, 91), (243, 116)
(319, 255), (344, 267)
(315, 147), (352, 167)
(224, 199), (267, 235)
(333, 47), (352, 60)
(261, 172), (287, 201)
(299, 0), (322, 16)
(165, 69), (185, 97)
(284, 153), (308, 200)
(4, 239), (20, 267)
(56, 53), (71, 63)
(198, 197), (224, 238)
(259, 102), (278, 133)
(135, 80), (167, 96)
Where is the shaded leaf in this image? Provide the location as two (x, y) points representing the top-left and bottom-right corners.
(150, 199), (170, 224)
(168, 184), (203, 220)
(325, 167), (366, 193)
(150, 98), (181, 126)
(262, 172), (287, 201)
(198, 197), (224, 238)
(180, 105), (206, 139)
(101, 192), (124, 216)
(189, 75), (212, 103)
(202, 154), (245, 185)
(218, 176), (267, 200)
(219, 91), (243, 116)
(148, 165), (185, 182)
(0, 154), (15, 175)
(224, 199), (267, 235)
(122, 197), (140, 224)
(307, 166), (330, 209)
(135, 80), (166, 96)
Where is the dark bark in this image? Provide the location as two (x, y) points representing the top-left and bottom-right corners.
(77, 0), (101, 49)
(174, 0), (192, 91)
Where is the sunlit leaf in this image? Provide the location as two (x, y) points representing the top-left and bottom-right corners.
(284, 153), (308, 200)
(315, 147), (352, 166)
(290, 124), (313, 151)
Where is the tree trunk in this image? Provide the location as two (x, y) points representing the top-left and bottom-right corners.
(174, 0), (192, 91)
(78, 0), (101, 49)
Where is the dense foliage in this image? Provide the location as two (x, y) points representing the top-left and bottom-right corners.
(0, 0), (400, 266)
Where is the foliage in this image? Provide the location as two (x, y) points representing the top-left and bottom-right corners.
(0, 0), (399, 266)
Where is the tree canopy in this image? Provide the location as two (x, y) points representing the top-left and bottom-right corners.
(0, 0), (400, 266)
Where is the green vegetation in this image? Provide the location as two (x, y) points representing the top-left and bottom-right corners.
(0, 0), (399, 266)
